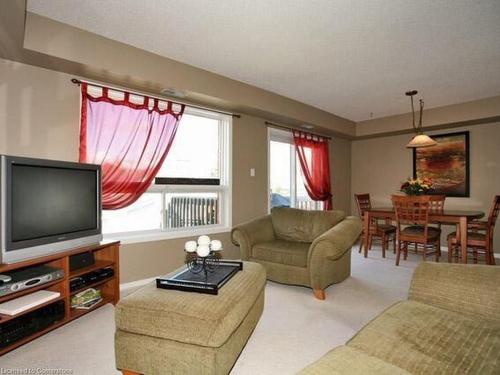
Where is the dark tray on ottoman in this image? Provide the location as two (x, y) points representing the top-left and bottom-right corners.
(156, 260), (243, 295)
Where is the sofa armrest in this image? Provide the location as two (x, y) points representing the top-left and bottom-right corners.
(231, 215), (275, 260)
(409, 262), (500, 322)
(308, 216), (362, 263)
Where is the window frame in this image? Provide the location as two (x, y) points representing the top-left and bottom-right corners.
(268, 127), (323, 212)
(103, 107), (232, 244)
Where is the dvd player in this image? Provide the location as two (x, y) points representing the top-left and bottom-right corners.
(0, 265), (64, 297)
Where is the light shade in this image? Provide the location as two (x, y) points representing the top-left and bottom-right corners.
(406, 134), (437, 148)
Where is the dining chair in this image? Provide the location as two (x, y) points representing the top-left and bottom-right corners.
(391, 195), (441, 266)
(447, 195), (500, 265)
(407, 195), (445, 257)
(355, 193), (396, 258)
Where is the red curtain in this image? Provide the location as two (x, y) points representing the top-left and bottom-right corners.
(79, 83), (184, 209)
(293, 130), (332, 210)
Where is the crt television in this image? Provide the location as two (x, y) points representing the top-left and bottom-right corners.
(0, 155), (102, 264)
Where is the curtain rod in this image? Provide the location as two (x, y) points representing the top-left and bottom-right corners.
(264, 121), (332, 140)
(70, 78), (241, 118)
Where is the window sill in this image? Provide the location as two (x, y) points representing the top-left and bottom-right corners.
(103, 225), (232, 245)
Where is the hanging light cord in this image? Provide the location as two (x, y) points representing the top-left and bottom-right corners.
(418, 99), (424, 133)
(410, 95), (416, 131)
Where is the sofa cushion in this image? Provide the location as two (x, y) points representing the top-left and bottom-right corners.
(299, 346), (410, 374)
(271, 207), (345, 242)
(115, 262), (266, 348)
(252, 240), (309, 267)
(347, 300), (500, 374)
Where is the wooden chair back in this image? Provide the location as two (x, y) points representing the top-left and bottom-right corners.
(354, 194), (371, 217)
(488, 195), (500, 228)
(486, 195), (500, 241)
(429, 195), (446, 213)
(355, 194), (380, 233)
(391, 195), (432, 240)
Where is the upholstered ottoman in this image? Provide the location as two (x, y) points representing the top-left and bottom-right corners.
(115, 262), (266, 375)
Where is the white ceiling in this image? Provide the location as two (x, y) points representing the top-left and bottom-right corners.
(28, 0), (500, 122)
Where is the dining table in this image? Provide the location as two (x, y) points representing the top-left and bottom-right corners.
(363, 207), (485, 263)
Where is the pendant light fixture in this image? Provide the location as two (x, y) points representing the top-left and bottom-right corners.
(405, 90), (437, 148)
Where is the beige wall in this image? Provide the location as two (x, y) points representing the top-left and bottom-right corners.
(0, 59), (80, 161)
(351, 122), (500, 252)
(0, 58), (351, 282)
(331, 137), (352, 214)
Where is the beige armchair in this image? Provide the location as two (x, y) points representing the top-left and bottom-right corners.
(231, 207), (362, 300)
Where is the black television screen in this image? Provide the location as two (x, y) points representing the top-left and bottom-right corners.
(11, 165), (98, 243)
(1, 155), (102, 263)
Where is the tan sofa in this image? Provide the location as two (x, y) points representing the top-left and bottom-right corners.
(300, 262), (500, 374)
(231, 207), (362, 300)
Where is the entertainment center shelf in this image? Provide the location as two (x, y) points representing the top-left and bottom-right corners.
(0, 241), (120, 356)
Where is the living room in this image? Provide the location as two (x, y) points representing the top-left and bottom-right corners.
(1, 1), (499, 374)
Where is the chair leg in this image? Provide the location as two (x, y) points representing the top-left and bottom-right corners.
(487, 241), (495, 265)
(491, 241), (496, 265)
(395, 239), (401, 266)
(313, 289), (325, 300)
(382, 234), (386, 258)
(368, 234), (373, 250)
(393, 236), (396, 254)
(404, 242), (408, 260)
(435, 240), (440, 262)
(472, 248), (478, 264)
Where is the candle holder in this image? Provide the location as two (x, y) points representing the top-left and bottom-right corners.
(184, 237), (223, 275)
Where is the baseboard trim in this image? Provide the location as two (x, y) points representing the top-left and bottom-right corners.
(356, 242), (500, 261)
(120, 276), (158, 292)
(440, 246), (500, 261)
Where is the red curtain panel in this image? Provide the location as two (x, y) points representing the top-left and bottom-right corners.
(79, 83), (184, 209)
(293, 130), (332, 210)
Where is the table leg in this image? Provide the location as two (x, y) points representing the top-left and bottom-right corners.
(459, 216), (468, 264)
(363, 212), (370, 258)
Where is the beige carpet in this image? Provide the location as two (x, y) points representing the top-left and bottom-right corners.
(1, 245), (420, 374)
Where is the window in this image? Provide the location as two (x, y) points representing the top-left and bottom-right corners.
(102, 108), (231, 242)
(269, 128), (323, 211)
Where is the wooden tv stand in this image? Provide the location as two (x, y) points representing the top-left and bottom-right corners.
(0, 241), (120, 356)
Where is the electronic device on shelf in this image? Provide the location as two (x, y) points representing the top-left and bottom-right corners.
(0, 265), (64, 298)
(69, 277), (85, 292)
(69, 267), (115, 292)
(0, 290), (60, 315)
(0, 154), (102, 264)
(0, 274), (12, 283)
(0, 300), (65, 349)
(69, 251), (95, 271)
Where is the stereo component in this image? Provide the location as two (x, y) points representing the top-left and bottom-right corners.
(69, 267), (115, 292)
(0, 265), (64, 298)
(0, 301), (65, 349)
(69, 251), (95, 271)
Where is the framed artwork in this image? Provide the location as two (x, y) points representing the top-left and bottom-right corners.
(413, 131), (470, 197)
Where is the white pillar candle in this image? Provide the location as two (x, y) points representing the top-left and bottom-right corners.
(197, 235), (211, 246)
(210, 240), (222, 251)
(184, 241), (197, 253)
(196, 245), (210, 257)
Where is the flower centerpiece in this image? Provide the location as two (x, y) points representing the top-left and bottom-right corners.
(400, 177), (434, 195)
